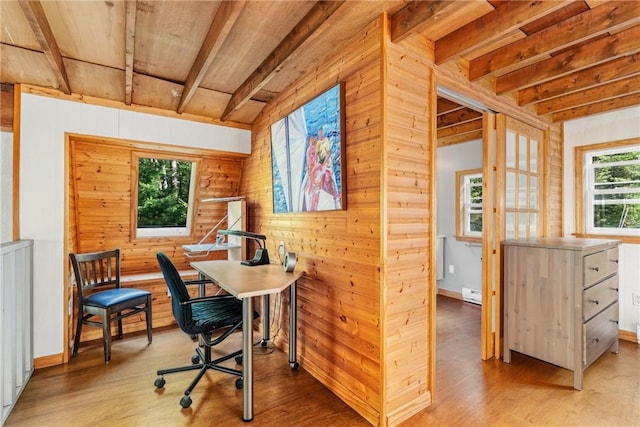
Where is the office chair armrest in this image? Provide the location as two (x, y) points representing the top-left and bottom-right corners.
(183, 279), (214, 286)
(179, 294), (237, 306)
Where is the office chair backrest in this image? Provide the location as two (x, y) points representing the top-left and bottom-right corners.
(156, 252), (194, 332)
(70, 249), (121, 302)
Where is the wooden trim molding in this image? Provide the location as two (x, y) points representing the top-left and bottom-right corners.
(619, 329), (639, 344)
(20, 84), (251, 131)
(12, 84), (21, 241)
(34, 353), (64, 369)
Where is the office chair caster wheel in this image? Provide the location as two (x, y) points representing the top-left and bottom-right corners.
(191, 354), (200, 364)
(180, 395), (192, 408)
(234, 355), (242, 365)
(154, 377), (166, 388)
(235, 378), (243, 389)
(290, 362), (299, 370)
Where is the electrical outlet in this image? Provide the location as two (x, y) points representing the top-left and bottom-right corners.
(633, 293), (640, 306)
(448, 264), (455, 274)
(278, 241), (286, 257)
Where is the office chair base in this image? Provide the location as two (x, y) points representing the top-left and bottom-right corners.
(154, 346), (244, 408)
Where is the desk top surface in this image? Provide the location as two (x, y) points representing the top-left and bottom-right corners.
(190, 260), (303, 299)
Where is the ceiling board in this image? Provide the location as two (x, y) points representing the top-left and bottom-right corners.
(0, 0), (637, 131)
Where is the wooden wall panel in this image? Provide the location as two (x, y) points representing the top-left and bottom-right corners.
(381, 28), (433, 425)
(241, 17), (384, 426)
(67, 134), (245, 344)
(547, 122), (563, 236)
(241, 14), (437, 426)
(1, 83), (14, 131)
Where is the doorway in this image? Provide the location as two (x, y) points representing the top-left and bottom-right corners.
(434, 86), (548, 364)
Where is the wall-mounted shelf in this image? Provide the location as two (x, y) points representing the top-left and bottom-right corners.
(183, 198), (246, 260)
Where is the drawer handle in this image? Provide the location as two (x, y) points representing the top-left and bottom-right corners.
(591, 338), (599, 344)
(610, 287), (619, 292)
(611, 259), (619, 264)
(587, 299), (599, 305)
(610, 320), (619, 325)
(589, 266), (600, 272)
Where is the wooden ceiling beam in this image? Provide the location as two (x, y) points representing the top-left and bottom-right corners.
(437, 107), (482, 128)
(390, 0), (455, 44)
(221, 1), (345, 122)
(177, 1), (245, 114)
(435, 0), (572, 64)
(437, 118), (483, 139)
(437, 129), (483, 147)
(518, 53), (640, 106)
(551, 92), (640, 122)
(470, 1), (640, 81)
(124, 0), (137, 105)
(18, 0), (71, 95)
(536, 74), (640, 114)
(437, 97), (465, 115)
(495, 24), (640, 94)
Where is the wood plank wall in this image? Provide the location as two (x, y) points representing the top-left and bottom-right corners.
(547, 123), (563, 236)
(241, 14), (437, 426)
(1, 83), (14, 131)
(242, 17), (386, 426)
(67, 134), (245, 344)
(380, 27), (433, 425)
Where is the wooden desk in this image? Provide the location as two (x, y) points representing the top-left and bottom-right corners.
(190, 260), (302, 422)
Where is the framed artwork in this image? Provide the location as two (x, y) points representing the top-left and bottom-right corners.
(270, 82), (346, 213)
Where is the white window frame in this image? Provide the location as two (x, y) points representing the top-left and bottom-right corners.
(575, 138), (640, 244)
(584, 145), (639, 236)
(132, 153), (199, 239)
(456, 168), (483, 241)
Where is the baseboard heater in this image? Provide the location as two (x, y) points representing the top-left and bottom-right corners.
(462, 287), (482, 305)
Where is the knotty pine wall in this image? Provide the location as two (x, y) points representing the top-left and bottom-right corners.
(240, 15), (434, 426)
(68, 134), (246, 343)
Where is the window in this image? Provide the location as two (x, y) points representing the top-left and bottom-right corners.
(576, 139), (640, 241)
(456, 168), (483, 241)
(134, 154), (198, 238)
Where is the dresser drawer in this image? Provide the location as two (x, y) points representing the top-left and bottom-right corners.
(583, 302), (618, 367)
(583, 247), (618, 287)
(583, 275), (619, 321)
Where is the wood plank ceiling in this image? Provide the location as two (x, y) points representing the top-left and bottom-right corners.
(1, 1), (639, 144)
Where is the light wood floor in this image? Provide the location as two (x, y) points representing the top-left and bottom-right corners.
(6, 296), (639, 426)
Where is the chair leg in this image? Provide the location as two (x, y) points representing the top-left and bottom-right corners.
(102, 309), (112, 363)
(72, 309), (84, 357)
(117, 315), (124, 339)
(146, 296), (153, 344)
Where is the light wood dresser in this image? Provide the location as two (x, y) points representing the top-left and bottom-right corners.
(502, 237), (620, 390)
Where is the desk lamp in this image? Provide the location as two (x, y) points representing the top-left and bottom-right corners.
(217, 229), (270, 266)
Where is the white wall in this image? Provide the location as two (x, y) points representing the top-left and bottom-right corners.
(20, 93), (251, 359)
(1, 131), (13, 244)
(436, 139), (483, 295)
(563, 105), (640, 334)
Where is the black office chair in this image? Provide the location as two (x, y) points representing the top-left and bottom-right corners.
(69, 248), (152, 363)
(154, 252), (258, 409)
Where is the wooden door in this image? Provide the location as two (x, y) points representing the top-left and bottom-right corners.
(482, 114), (545, 359)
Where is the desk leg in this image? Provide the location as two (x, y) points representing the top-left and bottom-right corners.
(289, 281), (299, 369)
(260, 294), (270, 346)
(242, 296), (254, 422)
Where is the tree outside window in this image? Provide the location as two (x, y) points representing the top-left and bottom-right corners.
(135, 155), (197, 238)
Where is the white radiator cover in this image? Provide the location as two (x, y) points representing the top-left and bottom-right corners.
(462, 287), (482, 305)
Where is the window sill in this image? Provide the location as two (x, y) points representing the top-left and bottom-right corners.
(573, 233), (640, 245)
(454, 235), (482, 244)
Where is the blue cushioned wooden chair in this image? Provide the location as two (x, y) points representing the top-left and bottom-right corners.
(69, 249), (152, 363)
(154, 252), (258, 409)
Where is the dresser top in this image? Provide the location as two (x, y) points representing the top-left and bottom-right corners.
(502, 237), (620, 251)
